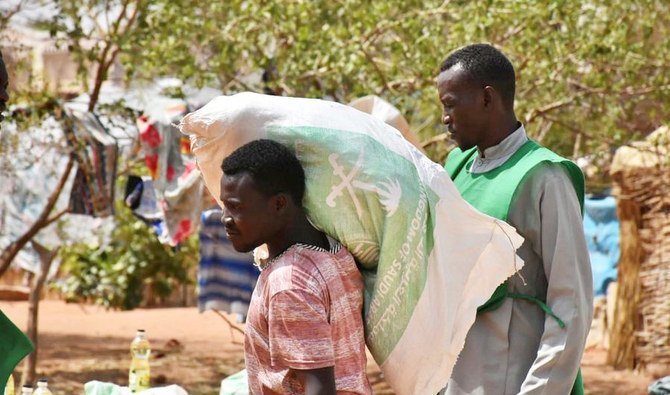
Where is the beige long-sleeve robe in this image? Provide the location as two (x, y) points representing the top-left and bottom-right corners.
(442, 127), (594, 395)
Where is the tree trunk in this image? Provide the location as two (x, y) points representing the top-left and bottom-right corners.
(87, 56), (110, 112)
(20, 242), (57, 387)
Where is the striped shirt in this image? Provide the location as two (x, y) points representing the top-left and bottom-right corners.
(244, 243), (372, 395)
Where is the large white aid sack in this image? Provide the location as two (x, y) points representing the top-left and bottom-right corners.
(348, 95), (424, 152)
(179, 92), (524, 395)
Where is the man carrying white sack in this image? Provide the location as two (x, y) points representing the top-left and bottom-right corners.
(178, 89), (527, 394)
(438, 43), (593, 395)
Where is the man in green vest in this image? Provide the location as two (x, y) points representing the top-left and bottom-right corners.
(437, 44), (593, 394)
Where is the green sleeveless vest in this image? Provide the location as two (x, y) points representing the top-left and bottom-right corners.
(445, 140), (585, 395)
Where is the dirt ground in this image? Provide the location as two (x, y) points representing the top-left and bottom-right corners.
(0, 300), (656, 395)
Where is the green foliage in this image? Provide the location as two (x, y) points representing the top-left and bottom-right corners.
(120, 0), (669, 191)
(57, 200), (198, 310)
(8, 1), (670, 189)
(40, 0), (149, 110)
(0, 92), (65, 167)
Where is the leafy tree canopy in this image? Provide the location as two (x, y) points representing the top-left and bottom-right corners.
(110, 0), (668, 189)
(2, 0), (667, 185)
(10, 1), (669, 189)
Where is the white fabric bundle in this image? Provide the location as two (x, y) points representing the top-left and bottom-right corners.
(348, 95), (423, 152)
(179, 92), (523, 394)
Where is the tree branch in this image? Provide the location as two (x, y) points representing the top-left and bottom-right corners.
(84, 5), (106, 38)
(525, 97), (575, 124)
(118, 0), (142, 37)
(568, 79), (607, 95)
(0, 157), (74, 277)
(88, 39), (114, 112)
(421, 133), (448, 149)
(20, 241), (57, 387)
(360, 45), (390, 93)
(499, 23), (526, 42)
(110, 0), (132, 37)
(212, 309), (245, 345)
(44, 208), (70, 228)
(87, 0), (142, 112)
(622, 84), (670, 97)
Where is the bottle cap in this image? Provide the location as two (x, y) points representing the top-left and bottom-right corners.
(37, 379), (48, 383)
(22, 385), (33, 389)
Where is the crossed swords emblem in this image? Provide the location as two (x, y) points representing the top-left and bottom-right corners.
(325, 150), (402, 218)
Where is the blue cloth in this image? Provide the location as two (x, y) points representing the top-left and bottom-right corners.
(197, 209), (259, 314)
(583, 196), (620, 296)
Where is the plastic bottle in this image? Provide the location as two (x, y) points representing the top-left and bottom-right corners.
(19, 386), (32, 395)
(129, 329), (151, 393)
(3, 374), (14, 395)
(32, 380), (52, 395)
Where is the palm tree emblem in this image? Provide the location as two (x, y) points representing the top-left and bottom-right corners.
(326, 150), (402, 218)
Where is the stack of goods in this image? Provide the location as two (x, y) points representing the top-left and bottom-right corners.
(135, 99), (207, 245)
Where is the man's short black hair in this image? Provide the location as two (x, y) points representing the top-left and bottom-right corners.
(222, 139), (305, 204)
(440, 43), (516, 108)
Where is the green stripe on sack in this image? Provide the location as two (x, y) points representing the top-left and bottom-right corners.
(268, 126), (437, 362)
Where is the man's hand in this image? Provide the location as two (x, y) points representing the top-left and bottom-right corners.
(293, 366), (336, 395)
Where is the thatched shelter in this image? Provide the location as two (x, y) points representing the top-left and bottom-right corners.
(608, 126), (670, 375)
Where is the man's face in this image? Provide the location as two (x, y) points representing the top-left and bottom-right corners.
(436, 64), (487, 151)
(219, 172), (281, 253)
(0, 55), (9, 119)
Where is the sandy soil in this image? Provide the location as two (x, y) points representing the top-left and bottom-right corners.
(0, 300), (654, 394)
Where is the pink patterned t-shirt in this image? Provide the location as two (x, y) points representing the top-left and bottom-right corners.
(244, 243), (372, 395)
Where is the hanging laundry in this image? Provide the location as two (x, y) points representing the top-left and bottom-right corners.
(197, 208), (259, 318)
(136, 98), (206, 245)
(122, 175), (165, 238)
(160, 165), (207, 245)
(1, 115), (114, 275)
(64, 107), (118, 217)
(136, 114), (184, 190)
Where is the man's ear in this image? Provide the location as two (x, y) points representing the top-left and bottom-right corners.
(483, 85), (495, 109)
(273, 193), (289, 213)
